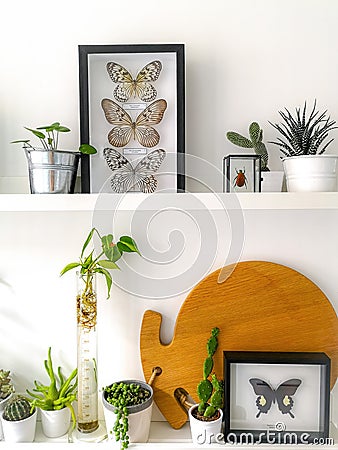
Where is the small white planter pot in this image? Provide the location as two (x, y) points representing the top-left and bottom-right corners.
(102, 380), (153, 443)
(0, 394), (13, 440)
(188, 405), (223, 446)
(283, 155), (338, 192)
(40, 407), (71, 438)
(261, 171), (284, 192)
(1, 408), (37, 443)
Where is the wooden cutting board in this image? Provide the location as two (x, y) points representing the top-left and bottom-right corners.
(140, 261), (338, 429)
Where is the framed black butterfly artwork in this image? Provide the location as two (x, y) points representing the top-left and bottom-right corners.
(78, 44), (185, 193)
(223, 351), (331, 444)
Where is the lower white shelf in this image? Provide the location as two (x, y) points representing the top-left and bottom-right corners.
(3, 420), (336, 448)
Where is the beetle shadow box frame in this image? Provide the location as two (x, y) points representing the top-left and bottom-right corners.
(223, 154), (261, 192)
(223, 351), (331, 444)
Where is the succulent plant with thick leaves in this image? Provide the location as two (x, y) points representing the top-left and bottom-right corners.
(3, 396), (33, 421)
(26, 347), (77, 430)
(226, 122), (270, 171)
(196, 327), (223, 418)
(269, 100), (338, 157)
(0, 370), (14, 400)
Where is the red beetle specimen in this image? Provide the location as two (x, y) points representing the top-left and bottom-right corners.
(233, 168), (247, 188)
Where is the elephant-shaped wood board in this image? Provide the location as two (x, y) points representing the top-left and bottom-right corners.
(140, 261), (338, 429)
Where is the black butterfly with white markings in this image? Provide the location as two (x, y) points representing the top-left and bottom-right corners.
(249, 378), (302, 418)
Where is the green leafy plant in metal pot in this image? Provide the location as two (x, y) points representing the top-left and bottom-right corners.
(226, 122), (270, 171)
(27, 347), (77, 429)
(269, 100), (338, 157)
(195, 327), (223, 420)
(0, 370), (14, 400)
(11, 122), (97, 154)
(60, 227), (140, 299)
(103, 381), (151, 449)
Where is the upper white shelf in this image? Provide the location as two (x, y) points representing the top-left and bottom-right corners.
(0, 192), (337, 212)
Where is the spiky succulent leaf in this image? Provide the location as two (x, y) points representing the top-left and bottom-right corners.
(249, 122), (261, 145)
(226, 132), (253, 148)
(203, 357), (213, 379)
(197, 379), (212, 403)
(204, 405), (216, 418)
(198, 401), (207, 414)
(207, 335), (218, 357)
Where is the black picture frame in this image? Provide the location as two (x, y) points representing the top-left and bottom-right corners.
(223, 154), (261, 192)
(223, 351), (331, 445)
(78, 44), (185, 193)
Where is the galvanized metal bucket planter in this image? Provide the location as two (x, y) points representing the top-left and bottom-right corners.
(24, 148), (80, 194)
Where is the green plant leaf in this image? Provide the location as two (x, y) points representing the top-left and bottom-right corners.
(226, 131), (253, 148)
(56, 126), (71, 133)
(24, 127), (46, 140)
(11, 139), (31, 144)
(117, 236), (140, 254)
(95, 267), (113, 298)
(37, 122), (60, 131)
(210, 389), (223, 409)
(60, 262), (81, 276)
(98, 260), (120, 270)
(81, 228), (95, 259)
(204, 405), (216, 418)
(79, 144), (97, 154)
(203, 356), (213, 379)
(249, 122), (261, 144)
(197, 379), (212, 403)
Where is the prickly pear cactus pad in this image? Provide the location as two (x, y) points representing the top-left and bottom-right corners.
(140, 261), (338, 429)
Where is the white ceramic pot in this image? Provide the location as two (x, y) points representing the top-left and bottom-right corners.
(1, 408), (37, 443)
(40, 407), (71, 438)
(102, 380), (153, 443)
(188, 404), (223, 445)
(0, 394), (13, 440)
(261, 171), (284, 192)
(283, 155), (338, 192)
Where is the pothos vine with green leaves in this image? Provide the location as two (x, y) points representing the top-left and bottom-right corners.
(60, 227), (140, 299)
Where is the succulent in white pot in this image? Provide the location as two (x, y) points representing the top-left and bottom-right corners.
(0, 369), (15, 440)
(27, 347), (77, 438)
(1, 395), (37, 442)
(269, 100), (338, 192)
(188, 327), (224, 445)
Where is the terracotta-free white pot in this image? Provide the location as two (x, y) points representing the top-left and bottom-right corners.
(261, 171), (284, 192)
(1, 407), (37, 443)
(188, 404), (223, 445)
(283, 155), (338, 192)
(0, 394), (13, 440)
(40, 407), (71, 438)
(102, 380), (153, 443)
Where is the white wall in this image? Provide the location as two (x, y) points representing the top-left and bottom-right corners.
(0, 0), (337, 429)
(1, 0), (338, 192)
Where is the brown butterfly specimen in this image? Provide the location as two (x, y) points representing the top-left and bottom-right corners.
(106, 60), (162, 102)
(101, 98), (167, 148)
(103, 148), (166, 193)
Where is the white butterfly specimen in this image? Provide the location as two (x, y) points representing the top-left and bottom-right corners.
(103, 148), (166, 193)
(106, 60), (162, 102)
(101, 98), (167, 148)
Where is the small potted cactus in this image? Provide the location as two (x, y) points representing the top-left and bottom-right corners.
(188, 327), (224, 445)
(102, 380), (153, 449)
(0, 370), (15, 440)
(1, 395), (37, 442)
(226, 122), (284, 191)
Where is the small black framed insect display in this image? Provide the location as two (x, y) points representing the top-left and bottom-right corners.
(223, 351), (331, 444)
(78, 44), (185, 193)
(223, 154), (261, 192)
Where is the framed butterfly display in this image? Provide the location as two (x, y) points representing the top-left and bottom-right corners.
(223, 351), (331, 444)
(78, 44), (185, 193)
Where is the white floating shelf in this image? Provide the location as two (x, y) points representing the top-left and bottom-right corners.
(0, 192), (337, 212)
